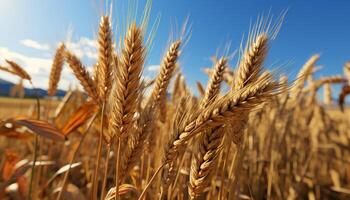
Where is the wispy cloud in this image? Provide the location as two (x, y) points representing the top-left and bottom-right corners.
(146, 65), (160, 72)
(66, 37), (98, 60)
(0, 47), (56, 88)
(0, 36), (99, 90)
(20, 39), (50, 51)
(0, 36), (166, 92)
(0, 47), (52, 74)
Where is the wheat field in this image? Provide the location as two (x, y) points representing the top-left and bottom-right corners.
(1, 4), (350, 200)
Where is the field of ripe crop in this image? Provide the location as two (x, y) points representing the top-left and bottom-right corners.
(1, 2), (350, 200)
(0, 98), (59, 119)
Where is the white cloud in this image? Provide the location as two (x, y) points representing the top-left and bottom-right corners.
(0, 47), (51, 74)
(0, 36), (99, 90)
(79, 37), (98, 48)
(0, 45), (90, 90)
(0, 37), (105, 91)
(66, 37), (98, 60)
(20, 39), (50, 51)
(146, 65), (160, 72)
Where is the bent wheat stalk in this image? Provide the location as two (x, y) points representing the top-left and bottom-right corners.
(164, 73), (280, 185)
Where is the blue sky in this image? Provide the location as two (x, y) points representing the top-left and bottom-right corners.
(0, 0), (349, 94)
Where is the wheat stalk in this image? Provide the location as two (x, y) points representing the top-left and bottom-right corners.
(291, 54), (320, 98)
(323, 83), (332, 105)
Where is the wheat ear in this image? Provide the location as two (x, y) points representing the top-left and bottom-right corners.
(97, 15), (114, 99)
(118, 40), (181, 180)
(64, 50), (99, 100)
(5, 60), (31, 80)
(0, 66), (17, 76)
(118, 104), (154, 182)
(109, 23), (144, 200)
(161, 96), (191, 198)
(290, 54), (320, 98)
(48, 43), (65, 96)
(188, 72), (273, 199)
(109, 22), (144, 138)
(188, 126), (226, 199)
(233, 33), (268, 90)
(200, 57), (227, 108)
(186, 57), (227, 198)
(164, 72), (279, 169)
(148, 40), (181, 106)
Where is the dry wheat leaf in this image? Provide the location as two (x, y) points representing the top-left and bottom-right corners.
(61, 101), (99, 136)
(0, 121), (31, 140)
(8, 117), (66, 141)
(0, 129), (31, 140)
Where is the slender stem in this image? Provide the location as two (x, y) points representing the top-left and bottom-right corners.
(92, 102), (106, 200)
(145, 156), (151, 184)
(56, 113), (98, 200)
(101, 143), (111, 200)
(137, 164), (165, 200)
(28, 136), (38, 200)
(140, 155), (144, 189)
(35, 138), (44, 198)
(219, 141), (231, 200)
(228, 144), (245, 200)
(115, 138), (121, 200)
(170, 153), (186, 199)
(28, 81), (41, 200)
